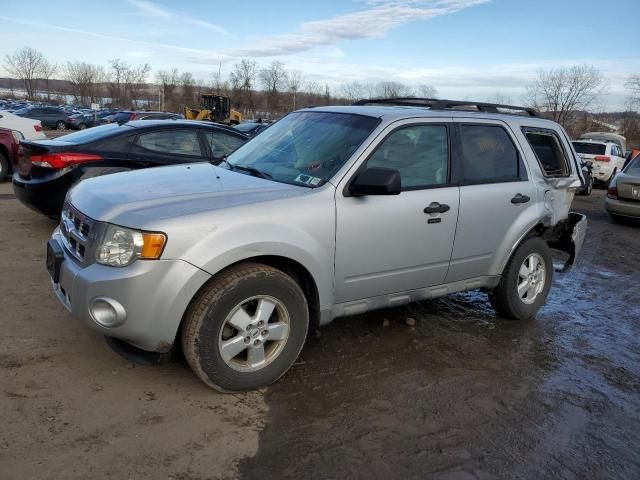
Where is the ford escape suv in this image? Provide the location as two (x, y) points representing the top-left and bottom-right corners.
(46, 99), (587, 392)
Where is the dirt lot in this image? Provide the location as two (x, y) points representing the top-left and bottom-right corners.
(1, 181), (639, 480)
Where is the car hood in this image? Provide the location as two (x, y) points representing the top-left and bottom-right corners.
(68, 162), (309, 227)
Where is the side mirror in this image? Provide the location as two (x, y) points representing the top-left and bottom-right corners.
(349, 167), (401, 196)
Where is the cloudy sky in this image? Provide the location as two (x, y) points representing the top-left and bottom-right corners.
(1, 0), (638, 110)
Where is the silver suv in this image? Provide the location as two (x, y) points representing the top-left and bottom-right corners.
(46, 99), (587, 392)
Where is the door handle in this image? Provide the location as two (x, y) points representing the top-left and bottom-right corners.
(424, 202), (450, 214)
(510, 194), (530, 204)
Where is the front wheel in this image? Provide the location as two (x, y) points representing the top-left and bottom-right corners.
(78, 123), (87, 130)
(181, 263), (309, 392)
(489, 237), (553, 320)
(56, 121), (67, 131)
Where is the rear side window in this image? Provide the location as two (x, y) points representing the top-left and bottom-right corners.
(366, 124), (449, 189)
(523, 129), (569, 176)
(459, 124), (522, 183)
(205, 131), (245, 158)
(572, 142), (606, 155)
(135, 129), (203, 157)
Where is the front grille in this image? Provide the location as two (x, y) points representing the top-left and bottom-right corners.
(60, 203), (94, 262)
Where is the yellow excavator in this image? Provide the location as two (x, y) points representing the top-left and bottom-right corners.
(184, 94), (242, 124)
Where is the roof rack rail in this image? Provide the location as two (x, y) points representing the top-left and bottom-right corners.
(352, 97), (542, 118)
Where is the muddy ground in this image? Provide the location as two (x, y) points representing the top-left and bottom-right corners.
(1, 181), (639, 480)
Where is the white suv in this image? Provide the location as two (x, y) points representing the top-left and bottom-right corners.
(572, 140), (626, 186)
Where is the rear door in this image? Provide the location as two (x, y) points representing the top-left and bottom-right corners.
(334, 120), (460, 303)
(446, 121), (535, 282)
(128, 127), (206, 166)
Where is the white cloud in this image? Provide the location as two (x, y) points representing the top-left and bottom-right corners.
(128, 0), (231, 36)
(229, 0), (488, 57)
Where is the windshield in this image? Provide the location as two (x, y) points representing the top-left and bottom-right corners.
(224, 111), (379, 187)
(13, 107), (31, 115)
(572, 142), (606, 155)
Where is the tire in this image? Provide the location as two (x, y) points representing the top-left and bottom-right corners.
(0, 152), (9, 180)
(78, 123), (87, 130)
(181, 263), (309, 392)
(489, 236), (553, 320)
(56, 121), (66, 131)
(585, 175), (593, 195)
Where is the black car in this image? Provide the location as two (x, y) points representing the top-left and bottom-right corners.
(13, 120), (248, 216)
(233, 121), (271, 138)
(99, 111), (183, 125)
(14, 106), (71, 130)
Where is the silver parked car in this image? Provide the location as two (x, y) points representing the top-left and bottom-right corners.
(606, 152), (640, 220)
(46, 99), (587, 391)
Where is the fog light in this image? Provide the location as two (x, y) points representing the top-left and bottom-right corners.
(89, 297), (127, 327)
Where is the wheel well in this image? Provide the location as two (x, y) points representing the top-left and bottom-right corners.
(182, 256), (321, 335)
(237, 256), (321, 332)
(525, 223), (547, 240)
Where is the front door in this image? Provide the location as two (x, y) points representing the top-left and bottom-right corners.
(334, 121), (459, 303)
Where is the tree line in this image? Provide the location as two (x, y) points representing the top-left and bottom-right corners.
(2, 46), (639, 142)
(2, 47), (440, 117)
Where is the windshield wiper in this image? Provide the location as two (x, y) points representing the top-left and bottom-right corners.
(233, 164), (272, 179)
(212, 155), (233, 168)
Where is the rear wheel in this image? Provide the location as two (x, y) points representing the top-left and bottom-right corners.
(0, 152), (9, 180)
(78, 123), (87, 130)
(181, 263), (309, 392)
(489, 237), (553, 320)
(56, 121), (66, 131)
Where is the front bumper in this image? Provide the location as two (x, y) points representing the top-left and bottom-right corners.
(549, 212), (588, 273)
(605, 196), (640, 218)
(49, 229), (211, 352)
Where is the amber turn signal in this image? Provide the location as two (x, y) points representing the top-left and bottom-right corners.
(140, 233), (167, 259)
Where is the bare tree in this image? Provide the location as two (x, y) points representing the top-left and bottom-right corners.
(304, 81), (324, 106)
(64, 61), (105, 104)
(375, 81), (414, 98)
(418, 84), (438, 98)
(230, 59), (257, 110)
(287, 70), (304, 110)
(340, 81), (367, 102)
(488, 91), (513, 105)
(40, 60), (58, 101)
(3, 47), (46, 99)
(108, 59), (128, 106)
(525, 65), (605, 128)
(125, 63), (151, 108)
(626, 74), (640, 109)
(156, 68), (179, 111)
(259, 61), (288, 113)
(180, 72), (196, 106)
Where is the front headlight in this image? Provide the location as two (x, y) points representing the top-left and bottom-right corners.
(96, 225), (166, 267)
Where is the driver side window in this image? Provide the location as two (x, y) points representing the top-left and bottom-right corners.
(366, 125), (449, 190)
